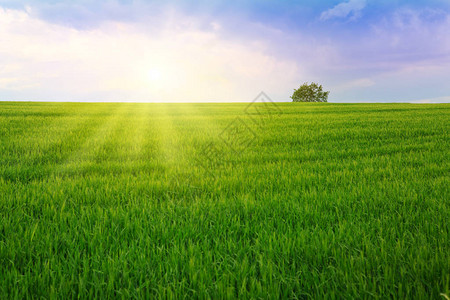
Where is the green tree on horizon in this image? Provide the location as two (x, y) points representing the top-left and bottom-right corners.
(291, 82), (329, 102)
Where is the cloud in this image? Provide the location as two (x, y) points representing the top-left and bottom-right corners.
(0, 7), (299, 102)
(320, 0), (366, 21)
(334, 78), (375, 92)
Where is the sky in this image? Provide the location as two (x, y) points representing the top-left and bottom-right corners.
(0, 0), (449, 103)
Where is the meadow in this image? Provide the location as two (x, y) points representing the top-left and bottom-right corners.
(0, 101), (449, 299)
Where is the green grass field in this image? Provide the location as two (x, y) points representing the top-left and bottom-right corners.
(0, 102), (449, 299)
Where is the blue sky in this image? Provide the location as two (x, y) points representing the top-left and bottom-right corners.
(0, 0), (449, 102)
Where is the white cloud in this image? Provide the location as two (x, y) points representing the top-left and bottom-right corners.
(0, 7), (299, 102)
(334, 78), (375, 92)
(320, 0), (366, 21)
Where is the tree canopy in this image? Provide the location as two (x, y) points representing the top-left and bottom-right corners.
(291, 82), (329, 102)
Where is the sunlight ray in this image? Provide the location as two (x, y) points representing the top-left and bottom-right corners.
(51, 104), (127, 177)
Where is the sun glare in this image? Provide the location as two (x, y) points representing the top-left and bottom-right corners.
(147, 69), (162, 82)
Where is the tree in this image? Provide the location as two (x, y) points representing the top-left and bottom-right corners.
(291, 82), (329, 102)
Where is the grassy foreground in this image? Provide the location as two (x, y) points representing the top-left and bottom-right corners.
(0, 102), (449, 299)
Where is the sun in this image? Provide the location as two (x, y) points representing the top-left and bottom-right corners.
(147, 69), (162, 82)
